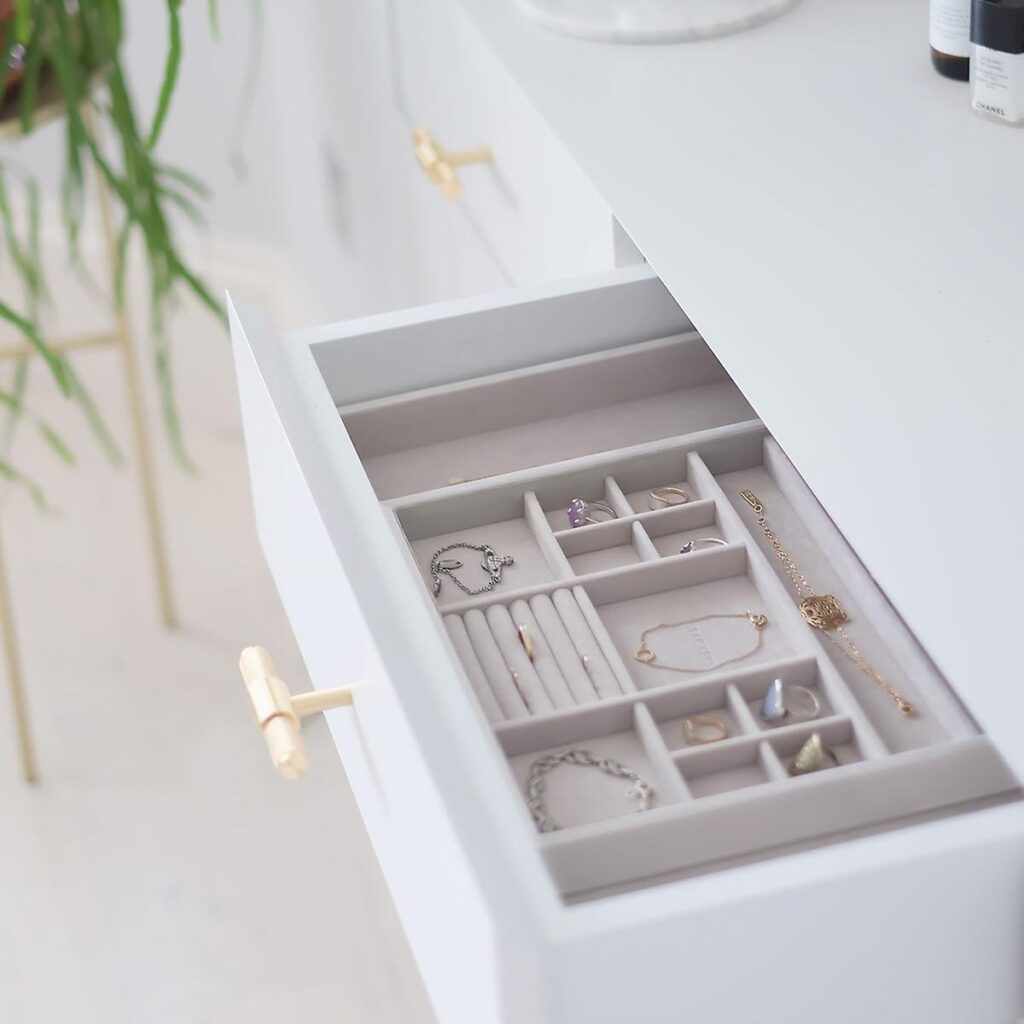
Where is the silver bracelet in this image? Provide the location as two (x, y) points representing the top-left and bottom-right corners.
(525, 748), (656, 833)
(430, 542), (514, 597)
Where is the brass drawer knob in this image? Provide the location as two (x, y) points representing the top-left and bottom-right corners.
(238, 646), (352, 780)
(411, 126), (493, 200)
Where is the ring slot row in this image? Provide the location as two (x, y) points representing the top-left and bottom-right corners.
(450, 589), (624, 720)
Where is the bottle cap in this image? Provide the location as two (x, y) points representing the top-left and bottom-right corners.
(972, 0), (1024, 53)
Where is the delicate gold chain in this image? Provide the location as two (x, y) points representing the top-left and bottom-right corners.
(740, 490), (914, 717)
(635, 611), (769, 674)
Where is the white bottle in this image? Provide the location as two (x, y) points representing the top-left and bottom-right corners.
(971, 0), (1024, 125)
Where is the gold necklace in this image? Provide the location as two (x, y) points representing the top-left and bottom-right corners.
(740, 490), (914, 717)
(636, 611), (769, 673)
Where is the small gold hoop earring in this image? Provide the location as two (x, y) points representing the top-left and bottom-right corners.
(682, 715), (729, 745)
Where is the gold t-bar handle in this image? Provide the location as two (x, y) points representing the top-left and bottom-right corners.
(239, 646), (352, 780)
(411, 126), (493, 200)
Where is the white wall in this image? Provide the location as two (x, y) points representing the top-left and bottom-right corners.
(4, 0), (288, 252)
(121, 0), (288, 250)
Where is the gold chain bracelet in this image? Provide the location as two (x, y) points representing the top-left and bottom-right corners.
(636, 611), (769, 673)
(740, 490), (914, 717)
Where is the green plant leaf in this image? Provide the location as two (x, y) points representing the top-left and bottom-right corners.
(113, 217), (132, 310)
(157, 182), (207, 225)
(208, 0), (220, 39)
(0, 388), (75, 465)
(63, 363), (123, 464)
(0, 298), (69, 394)
(0, 170), (43, 304)
(0, 357), (29, 458)
(2, 0), (223, 475)
(147, 0), (183, 151)
(26, 179), (46, 313)
(0, 458), (48, 511)
(17, 34), (44, 134)
(160, 164), (211, 198)
(13, 0), (30, 44)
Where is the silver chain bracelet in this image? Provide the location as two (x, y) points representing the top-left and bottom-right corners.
(430, 542), (514, 597)
(525, 748), (656, 833)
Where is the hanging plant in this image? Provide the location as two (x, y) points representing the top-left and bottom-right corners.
(0, 0), (222, 498)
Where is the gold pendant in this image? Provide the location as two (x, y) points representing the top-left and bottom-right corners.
(788, 732), (839, 776)
(799, 594), (848, 631)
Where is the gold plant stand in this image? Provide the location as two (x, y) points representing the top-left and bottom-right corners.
(0, 82), (177, 782)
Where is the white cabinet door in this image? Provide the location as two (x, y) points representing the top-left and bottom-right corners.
(390, 0), (616, 286)
(263, 1), (508, 323)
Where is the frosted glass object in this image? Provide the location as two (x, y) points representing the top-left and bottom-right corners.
(515, 0), (802, 42)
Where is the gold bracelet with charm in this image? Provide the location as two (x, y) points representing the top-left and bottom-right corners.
(635, 610), (769, 673)
(740, 490), (914, 717)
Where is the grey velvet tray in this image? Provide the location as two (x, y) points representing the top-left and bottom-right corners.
(343, 331), (1019, 901)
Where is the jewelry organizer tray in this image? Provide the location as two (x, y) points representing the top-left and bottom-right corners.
(336, 324), (1019, 903)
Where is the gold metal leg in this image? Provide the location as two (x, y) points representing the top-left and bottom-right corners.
(0, 524), (38, 782)
(92, 146), (177, 630)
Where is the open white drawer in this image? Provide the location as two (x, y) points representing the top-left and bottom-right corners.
(229, 265), (1024, 1024)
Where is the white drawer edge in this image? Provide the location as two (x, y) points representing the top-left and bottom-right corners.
(228, 292), (565, 942)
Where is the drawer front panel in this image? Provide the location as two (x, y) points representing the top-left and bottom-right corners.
(553, 808), (1024, 1023)
(230, 298), (517, 1024)
(391, 0), (615, 286)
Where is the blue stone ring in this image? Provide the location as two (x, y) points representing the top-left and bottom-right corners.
(759, 678), (821, 724)
(567, 497), (617, 528)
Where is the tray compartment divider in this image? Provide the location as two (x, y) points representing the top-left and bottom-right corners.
(524, 490), (574, 579)
(634, 702), (692, 803)
(572, 585), (640, 694)
(631, 522), (660, 562)
(725, 684), (762, 736)
(603, 476), (635, 519)
(758, 740), (790, 782)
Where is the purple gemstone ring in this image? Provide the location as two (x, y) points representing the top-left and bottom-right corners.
(567, 497), (617, 528)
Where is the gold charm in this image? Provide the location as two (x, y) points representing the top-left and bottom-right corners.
(741, 490), (915, 720)
(635, 644), (656, 664)
(799, 594), (848, 631)
(788, 732), (838, 776)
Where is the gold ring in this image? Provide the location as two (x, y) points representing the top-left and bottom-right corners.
(682, 715), (729, 745)
(648, 486), (691, 510)
(516, 624), (535, 660)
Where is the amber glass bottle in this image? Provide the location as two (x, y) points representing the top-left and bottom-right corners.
(930, 0), (972, 79)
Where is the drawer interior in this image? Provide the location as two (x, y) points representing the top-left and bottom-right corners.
(310, 273), (1019, 902)
(339, 334), (754, 498)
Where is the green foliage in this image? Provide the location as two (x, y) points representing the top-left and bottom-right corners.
(0, 0), (221, 487)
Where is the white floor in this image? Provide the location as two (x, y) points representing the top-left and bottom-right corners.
(0, 242), (435, 1023)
